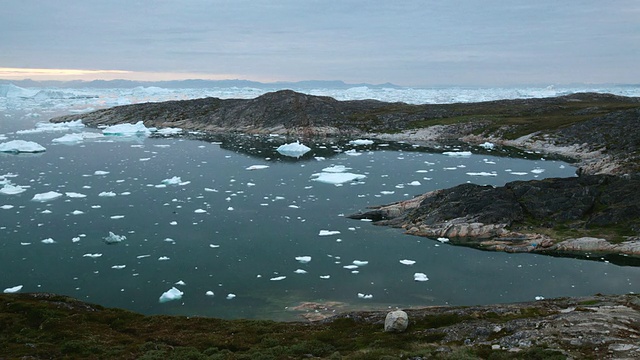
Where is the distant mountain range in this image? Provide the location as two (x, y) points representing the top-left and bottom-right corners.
(0, 78), (402, 89)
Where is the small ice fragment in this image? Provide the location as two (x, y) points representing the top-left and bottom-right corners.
(442, 151), (472, 156)
(209, 244), (220, 248)
(1, 205), (14, 209)
(414, 273), (429, 282)
(111, 265), (126, 269)
(294, 269), (308, 274)
(71, 210), (84, 215)
(227, 207), (234, 211)
(535, 296), (545, 301)
(270, 276), (286, 281)
(194, 209), (206, 213)
(161, 176), (183, 185)
(436, 237), (450, 243)
(158, 256), (170, 261)
(169, 221), (177, 226)
(311, 172), (366, 184)
(399, 259), (416, 265)
(319, 230), (340, 236)
(136, 254), (151, 259)
(0, 184), (27, 195)
(175, 280), (186, 286)
(319, 275), (331, 279)
(83, 253), (102, 258)
(246, 165), (269, 170)
(466, 172), (497, 176)
(352, 260), (368, 266)
(343, 265), (359, 270)
(32, 191), (63, 202)
(158, 287), (183, 303)
(3, 285), (23, 293)
(94, 170), (109, 175)
(295, 256), (312, 263)
(357, 293), (373, 299)
(408, 181), (421, 186)
(98, 191), (116, 197)
(65, 192), (87, 198)
(110, 215), (125, 219)
(41, 238), (56, 244)
(226, 293), (236, 300)
(479, 142), (495, 149)
(103, 121), (151, 137)
(531, 168), (545, 174)
(206, 291), (215, 296)
(103, 231), (126, 244)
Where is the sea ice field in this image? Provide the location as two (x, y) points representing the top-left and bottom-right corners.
(1, 84), (639, 320)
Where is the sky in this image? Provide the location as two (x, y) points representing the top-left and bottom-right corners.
(1, 0), (639, 86)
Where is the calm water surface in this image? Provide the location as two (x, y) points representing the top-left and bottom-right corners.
(1, 114), (638, 320)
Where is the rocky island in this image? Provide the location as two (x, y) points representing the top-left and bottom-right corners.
(52, 90), (640, 261)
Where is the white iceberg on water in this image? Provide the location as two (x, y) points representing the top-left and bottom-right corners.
(103, 231), (126, 244)
(103, 121), (151, 137)
(276, 141), (311, 158)
(159, 287), (184, 303)
(32, 191), (63, 202)
(0, 140), (46, 153)
(3, 285), (23, 293)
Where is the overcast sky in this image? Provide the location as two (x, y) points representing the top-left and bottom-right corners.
(1, 0), (639, 86)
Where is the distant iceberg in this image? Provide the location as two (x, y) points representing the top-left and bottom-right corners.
(31, 191), (63, 202)
(276, 141), (311, 158)
(349, 139), (374, 146)
(311, 172), (366, 184)
(159, 287), (184, 303)
(103, 121), (151, 136)
(103, 231), (126, 244)
(442, 151), (472, 157)
(0, 140), (46, 153)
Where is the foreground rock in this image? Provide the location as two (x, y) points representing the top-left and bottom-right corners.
(2, 292), (638, 359)
(349, 174), (640, 261)
(384, 310), (409, 332)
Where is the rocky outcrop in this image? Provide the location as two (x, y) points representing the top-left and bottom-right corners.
(349, 174), (640, 259)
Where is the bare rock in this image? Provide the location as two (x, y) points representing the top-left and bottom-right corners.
(384, 310), (409, 332)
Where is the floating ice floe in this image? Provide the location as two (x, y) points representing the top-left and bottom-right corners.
(31, 191), (63, 202)
(175, 280), (186, 286)
(442, 151), (472, 157)
(436, 237), (450, 243)
(110, 215), (125, 219)
(66, 192), (87, 198)
(111, 265), (126, 269)
(408, 181), (421, 186)
(194, 209), (207, 213)
(0, 184), (27, 195)
(295, 256), (312, 263)
(246, 165), (269, 170)
(226, 293), (236, 300)
(319, 230), (341, 236)
(159, 287), (184, 303)
(41, 238), (56, 244)
(414, 273), (429, 282)
(52, 132), (103, 143)
(276, 141), (311, 158)
(98, 191), (116, 197)
(343, 265), (359, 270)
(71, 210), (84, 215)
(206, 291), (215, 296)
(531, 168), (545, 174)
(3, 285), (23, 293)
(357, 293), (373, 299)
(158, 256), (170, 261)
(466, 172), (497, 177)
(161, 176), (189, 186)
(294, 269), (308, 274)
(352, 260), (368, 266)
(0, 140), (46, 153)
(103, 121), (151, 137)
(270, 276), (286, 281)
(94, 170), (109, 175)
(399, 259), (416, 265)
(319, 275), (331, 279)
(479, 142), (495, 149)
(311, 172), (366, 185)
(1, 205), (14, 209)
(155, 127), (182, 135)
(103, 231), (126, 244)
(535, 296), (545, 301)
(349, 139), (374, 146)
(83, 253), (102, 258)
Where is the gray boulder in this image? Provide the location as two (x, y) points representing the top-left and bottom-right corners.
(384, 310), (409, 333)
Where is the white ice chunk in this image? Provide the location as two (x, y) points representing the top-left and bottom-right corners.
(344, 149), (361, 156)
(110, 215), (125, 219)
(321, 165), (351, 173)
(466, 172), (497, 176)
(442, 151), (472, 157)
(535, 296), (545, 301)
(94, 170), (109, 175)
(206, 291), (215, 296)
(71, 210), (84, 215)
(295, 256), (312, 263)
(270, 276), (286, 281)
(343, 265), (359, 270)
(155, 127), (183, 135)
(399, 259), (416, 265)
(3, 285), (23, 293)
(408, 181), (421, 186)
(41, 238), (56, 244)
(349, 139), (374, 146)
(0, 184), (27, 195)
(103, 231), (126, 244)
(311, 172), (366, 184)
(158, 256), (170, 261)
(226, 293), (236, 299)
(319, 275), (331, 279)
(246, 165), (269, 170)
(479, 142), (495, 149)
(294, 269), (308, 274)
(414, 273), (429, 282)
(0, 140), (46, 153)
(158, 287), (183, 303)
(103, 121), (151, 137)
(531, 168), (545, 174)
(52, 133), (85, 143)
(161, 176), (183, 185)
(437, 237), (450, 243)
(175, 280), (186, 286)
(65, 192), (87, 198)
(111, 265), (126, 269)
(352, 260), (368, 266)
(83, 253), (102, 258)
(357, 293), (373, 299)
(276, 141), (311, 158)
(319, 230), (341, 236)
(31, 191), (63, 202)
(194, 209), (206, 213)
(1, 205), (14, 209)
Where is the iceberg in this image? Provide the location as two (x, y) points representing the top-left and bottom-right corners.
(0, 184), (27, 195)
(466, 172), (497, 176)
(321, 165), (351, 173)
(270, 276), (286, 281)
(349, 139), (374, 146)
(479, 142), (495, 149)
(0, 140), (46, 153)
(15, 120), (85, 134)
(276, 141), (311, 158)
(246, 165), (269, 170)
(206, 291), (215, 296)
(155, 127), (182, 135)
(319, 230), (341, 236)
(3, 285), (23, 293)
(442, 151), (472, 157)
(103, 231), (126, 244)
(41, 238), (56, 244)
(226, 293), (236, 300)
(414, 273), (429, 282)
(103, 121), (151, 137)
(65, 192), (87, 198)
(399, 259), (416, 265)
(32, 191), (63, 202)
(159, 287), (184, 303)
(295, 256), (312, 263)
(294, 269), (308, 274)
(352, 260), (369, 266)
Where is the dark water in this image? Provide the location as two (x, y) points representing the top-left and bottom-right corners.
(1, 114), (638, 320)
